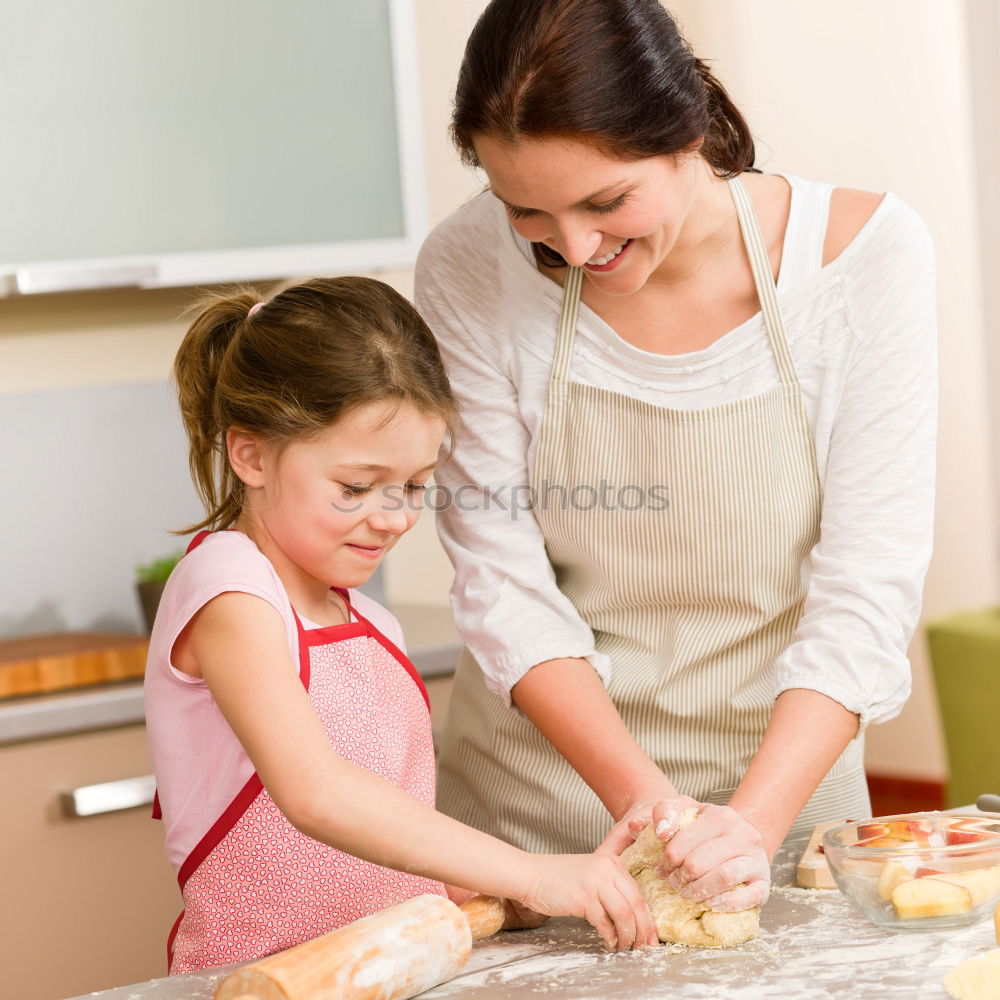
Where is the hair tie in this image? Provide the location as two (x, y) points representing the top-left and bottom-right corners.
(248, 302), (265, 319)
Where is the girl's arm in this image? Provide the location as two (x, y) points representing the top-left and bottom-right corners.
(181, 591), (656, 951)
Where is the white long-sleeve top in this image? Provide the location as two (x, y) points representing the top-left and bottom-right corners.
(414, 173), (937, 728)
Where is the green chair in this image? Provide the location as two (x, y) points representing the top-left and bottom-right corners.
(926, 607), (1000, 808)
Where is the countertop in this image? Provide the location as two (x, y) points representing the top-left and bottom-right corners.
(0, 604), (462, 746)
(65, 839), (999, 1000)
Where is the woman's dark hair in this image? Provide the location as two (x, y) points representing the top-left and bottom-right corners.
(451, 0), (756, 266)
(173, 277), (458, 533)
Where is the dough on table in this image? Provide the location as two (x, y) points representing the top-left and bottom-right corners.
(943, 949), (1000, 1000)
(620, 810), (760, 948)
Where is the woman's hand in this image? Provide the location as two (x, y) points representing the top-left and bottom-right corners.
(597, 796), (702, 857)
(517, 853), (659, 951)
(653, 802), (771, 912)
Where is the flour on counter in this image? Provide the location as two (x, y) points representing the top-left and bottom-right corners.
(419, 880), (998, 999)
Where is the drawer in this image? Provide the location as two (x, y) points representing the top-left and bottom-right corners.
(0, 724), (178, 1000)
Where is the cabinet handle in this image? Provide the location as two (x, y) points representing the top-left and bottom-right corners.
(61, 775), (156, 818)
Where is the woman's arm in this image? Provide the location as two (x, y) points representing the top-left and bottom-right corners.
(658, 194), (938, 910)
(512, 656), (680, 818)
(182, 591), (656, 950)
(728, 690), (858, 857)
(415, 209), (616, 706)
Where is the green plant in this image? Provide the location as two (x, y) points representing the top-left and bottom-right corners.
(135, 552), (184, 585)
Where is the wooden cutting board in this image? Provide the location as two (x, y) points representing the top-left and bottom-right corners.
(796, 821), (843, 889)
(0, 633), (149, 699)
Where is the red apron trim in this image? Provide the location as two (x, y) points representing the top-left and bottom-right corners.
(177, 773), (264, 888)
(168, 612), (312, 890)
(186, 529), (212, 554)
(164, 909), (185, 971)
(165, 772), (265, 971)
(333, 588), (431, 712)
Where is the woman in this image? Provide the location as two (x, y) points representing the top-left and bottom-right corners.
(415, 0), (936, 913)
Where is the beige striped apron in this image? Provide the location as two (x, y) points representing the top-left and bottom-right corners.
(436, 177), (869, 853)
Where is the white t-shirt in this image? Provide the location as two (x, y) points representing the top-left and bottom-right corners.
(414, 173), (937, 729)
(143, 530), (406, 872)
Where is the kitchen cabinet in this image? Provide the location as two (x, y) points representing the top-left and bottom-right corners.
(0, 720), (180, 1000)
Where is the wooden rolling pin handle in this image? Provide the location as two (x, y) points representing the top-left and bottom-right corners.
(214, 894), (470, 1000)
(458, 894), (507, 940)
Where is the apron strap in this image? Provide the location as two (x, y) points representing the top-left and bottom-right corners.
(553, 175), (798, 386)
(185, 528), (212, 554)
(552, 265), (584, 384)
(727, 176), (798, 385)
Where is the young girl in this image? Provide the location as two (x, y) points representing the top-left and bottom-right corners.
(144, 276), (654, 973)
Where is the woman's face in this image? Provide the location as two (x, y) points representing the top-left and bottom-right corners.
(473, 134), (705, 297)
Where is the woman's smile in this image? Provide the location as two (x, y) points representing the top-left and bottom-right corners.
(474, 133), (708, 294)
(584, 238), (632, 271)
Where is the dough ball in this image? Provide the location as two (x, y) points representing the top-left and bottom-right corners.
(621, 813), (760, 948)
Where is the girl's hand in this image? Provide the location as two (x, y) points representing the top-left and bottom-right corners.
(597, 796), (701, 857)
(501, 898), (550, 930)
(449, 882), (549, 929)
(518, 853), (658, 951)
(653, 802), (771, 912)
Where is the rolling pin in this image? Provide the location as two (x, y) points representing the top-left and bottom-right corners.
(214, 893), (507, 1000)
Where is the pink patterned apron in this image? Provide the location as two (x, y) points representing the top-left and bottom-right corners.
(155, 531), (444, 974)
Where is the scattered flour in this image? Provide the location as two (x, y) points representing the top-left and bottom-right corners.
(70, 845), (997, 1000)
(416, 847), (1000, 1000)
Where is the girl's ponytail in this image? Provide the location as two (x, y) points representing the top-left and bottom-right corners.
(172, 288), (259, 533)
(171, 276), (457, 535)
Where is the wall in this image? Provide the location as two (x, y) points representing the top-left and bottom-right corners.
(3, 0), (996, 778)
(967, 0), (1000, 561)
(0, 0), (487, 615)
(669, 0), (1000, 779)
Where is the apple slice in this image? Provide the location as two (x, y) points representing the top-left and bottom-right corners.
(915, 866), (945, 878)
(995, 899), (999, 945)
(856, 822), (888, 840)
(877, 860), (913, 901)
(948, 816), (985, 828)
(943, 949), (1000, 1000)
(926, 867), (1000, 908)
(856, 835), (909, 848)
(892, 877), (973, 919)
(946, 829), (992, 846)
(887, 820), (931, 845)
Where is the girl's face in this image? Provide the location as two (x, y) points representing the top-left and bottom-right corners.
(473, 134), (705, 297)
(232, 401), (445, 594)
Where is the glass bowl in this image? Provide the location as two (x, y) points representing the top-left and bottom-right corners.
(822, 812), (1000, 932)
